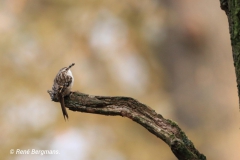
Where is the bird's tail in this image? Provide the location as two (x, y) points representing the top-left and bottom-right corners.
(58, 93), (69, 121)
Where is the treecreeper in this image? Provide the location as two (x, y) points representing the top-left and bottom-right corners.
(47, 63), (75, 120)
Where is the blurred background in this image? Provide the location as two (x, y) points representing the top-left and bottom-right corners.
(0, 0), (239, 160)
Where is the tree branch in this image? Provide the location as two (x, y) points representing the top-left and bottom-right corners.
(48, 91), (206, 160)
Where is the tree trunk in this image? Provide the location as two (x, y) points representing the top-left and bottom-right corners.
(220, 0), (240, 108)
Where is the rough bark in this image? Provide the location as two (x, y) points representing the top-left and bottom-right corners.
(48, 91), (206, 160)
(220, 0), (240, 108)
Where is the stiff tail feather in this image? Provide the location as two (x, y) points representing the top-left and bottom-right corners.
(58, 93), (69, 121)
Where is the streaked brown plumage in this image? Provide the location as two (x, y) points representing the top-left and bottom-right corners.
(52, 63), (75, 120)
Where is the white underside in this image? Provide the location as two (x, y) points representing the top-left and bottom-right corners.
(67, 69), (74, 89)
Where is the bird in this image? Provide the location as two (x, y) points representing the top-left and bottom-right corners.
(51, 63), (75, 120)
